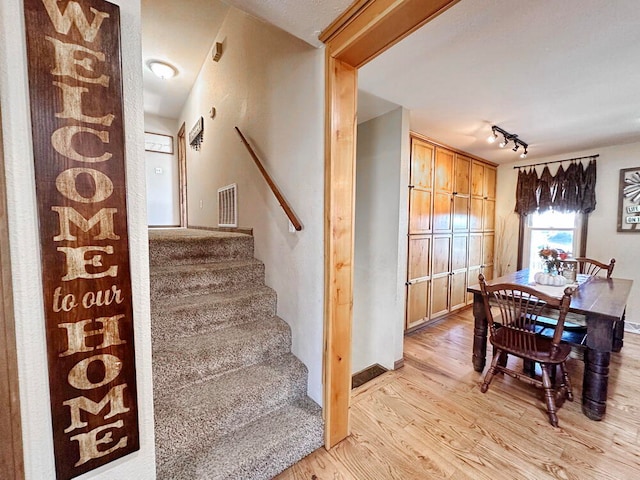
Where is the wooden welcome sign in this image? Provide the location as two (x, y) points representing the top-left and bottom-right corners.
(23, 0), (139, 478)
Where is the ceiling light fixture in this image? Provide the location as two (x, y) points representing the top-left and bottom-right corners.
(489, 125), (529, 158)
(147, 60), (178, 80)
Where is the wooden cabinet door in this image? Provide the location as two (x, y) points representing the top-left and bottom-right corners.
(433, 191), (452, 232)
(409, 189), (432, 234)
(407, 235), (430, 281)
(450, 270), (467, 311)
(484, 166), (497, 199)
(483, 233), (495, 267)
(471, 161), (485, 197)
(483, 199), (495, 231)
(470, 197), (483, 232)
(451, 234), (468, 271)
(410, 139), (434, 189)
(482, 264), (494, 281)
(406, 280), (430, 329)
(434, 147), (454, 192)
(430, 276), (450, 319)
(468, 233), (483, 268)
(467, 266), (481, 304)
(430, 235), (451, 318)
(454, 154), (471, 196)
(452, 195), (469, 232)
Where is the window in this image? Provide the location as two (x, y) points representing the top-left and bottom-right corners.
(522, 210), (583, 271)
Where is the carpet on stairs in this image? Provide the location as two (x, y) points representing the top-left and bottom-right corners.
(149, 228), (323, 479)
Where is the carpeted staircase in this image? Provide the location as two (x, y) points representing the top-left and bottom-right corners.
(149, 228), (324, 480)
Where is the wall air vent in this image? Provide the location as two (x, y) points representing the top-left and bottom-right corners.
(217, 183), (237, 227)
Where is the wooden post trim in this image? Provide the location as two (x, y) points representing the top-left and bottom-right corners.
(323, 56), (357, 448)
(321, 0), (460, 450)
(324, 0), (461, 67)
(0, 103), (25, 479)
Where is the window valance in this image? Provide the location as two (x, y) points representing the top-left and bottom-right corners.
(515, 158), (597, 215)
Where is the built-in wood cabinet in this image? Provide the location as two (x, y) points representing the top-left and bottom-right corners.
(406, 135), (496, 330)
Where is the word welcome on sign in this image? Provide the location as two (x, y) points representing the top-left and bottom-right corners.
(23, 0), (139, 478)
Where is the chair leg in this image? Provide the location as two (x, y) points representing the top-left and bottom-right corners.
(559, 362), (574, 402)
(541, 364), (559, 427)
(523, 359), (535, 377)
(481, 349), (502, 393)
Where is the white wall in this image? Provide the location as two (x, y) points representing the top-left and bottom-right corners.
(144, 114), (180, 226)
(177, 7), (325, 403)
(0, 0), (156, 478)
(496, 142), (640, 326)
(353, 107), (410, 373)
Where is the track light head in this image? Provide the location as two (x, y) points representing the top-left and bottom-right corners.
(489, 125), (529, 157)
(487, 126), (498, 143)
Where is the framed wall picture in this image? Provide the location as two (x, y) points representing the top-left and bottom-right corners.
(617, 167), (640, 232)
(144, 132), (174, 154)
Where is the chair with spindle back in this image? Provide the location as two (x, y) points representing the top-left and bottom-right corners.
(478, 274), (575, 427)
(574, 257), (615, 278)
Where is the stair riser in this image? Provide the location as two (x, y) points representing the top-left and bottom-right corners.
(150, 263), (265, 300)
(151, 291), (277, 343)
(149, 236), (254, 266)
(155, 367), (308, 461)
(153, 327), (291, 395)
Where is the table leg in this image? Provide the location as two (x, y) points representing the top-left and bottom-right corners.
(472, 292), (487, 372)
(582, 349), (610, 420)
(613, 308), (626, 352)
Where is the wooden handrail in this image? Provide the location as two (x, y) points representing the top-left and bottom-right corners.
(235, 127), (303, 231)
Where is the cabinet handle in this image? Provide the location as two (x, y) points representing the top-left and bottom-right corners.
(408, 185), (415, 189)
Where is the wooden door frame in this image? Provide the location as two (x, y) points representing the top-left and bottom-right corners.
(320, 0), (460, 448)
(0, 103), (25, 478)
(177, 123), (188, 228)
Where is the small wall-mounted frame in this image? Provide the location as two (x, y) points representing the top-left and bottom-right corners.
(617, 167), (640, 232)
(144, 132), (174, 154)
(189, 116), (204, 150)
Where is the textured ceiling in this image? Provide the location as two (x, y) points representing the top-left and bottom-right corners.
(142, 0), (230, 118)
(223, 0), (352, 47)
(359, 0), (640, 163)
(142, 0), (352, 119)
(143, 0), (640, 164)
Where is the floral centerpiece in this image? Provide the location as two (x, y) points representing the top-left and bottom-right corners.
(539, 247), (562, 274)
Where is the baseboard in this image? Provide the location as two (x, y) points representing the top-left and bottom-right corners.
(394, 358), (405, 370)
(351, 364), (387, 389)
(624, 322), (640, 334)
(188, 224), (254, 236)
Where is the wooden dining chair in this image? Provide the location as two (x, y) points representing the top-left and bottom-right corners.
(574, 257), (615, 278)
(478, 274), (575, 427)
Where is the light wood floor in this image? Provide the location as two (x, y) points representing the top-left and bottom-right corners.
(276, 308), (640, 480)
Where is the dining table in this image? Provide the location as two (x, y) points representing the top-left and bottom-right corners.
(467, 269), (633, 421)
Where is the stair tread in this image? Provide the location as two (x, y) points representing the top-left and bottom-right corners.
(155, 354), (308, 459)
(157, 397), (323, 480)
(153, 317), (291, 393)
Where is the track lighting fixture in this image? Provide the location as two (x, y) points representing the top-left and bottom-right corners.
(488, 125), (529, 158)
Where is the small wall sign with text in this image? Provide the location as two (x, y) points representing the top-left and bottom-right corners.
(23, 0), (140, 478)
(618, 167), (640, 232)
(189, 116), (204, 150)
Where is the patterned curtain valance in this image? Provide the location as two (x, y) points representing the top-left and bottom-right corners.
(515, 158), (597, 215)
